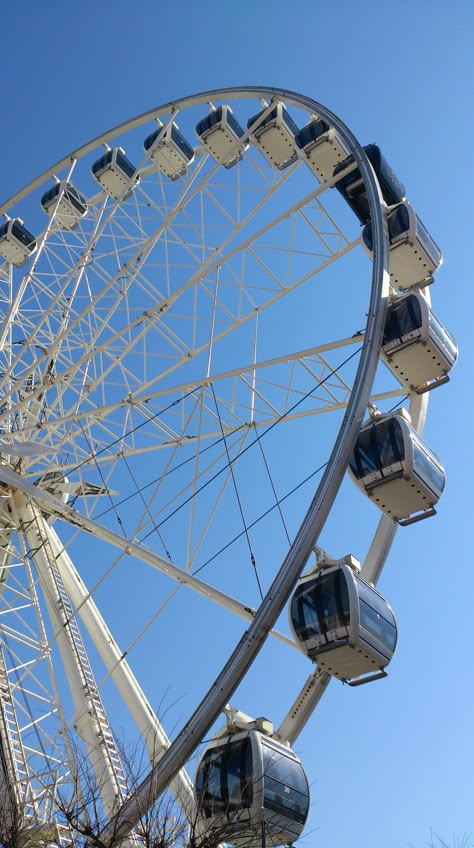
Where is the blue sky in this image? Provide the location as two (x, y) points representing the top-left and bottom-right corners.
(1, 2), (473, 847)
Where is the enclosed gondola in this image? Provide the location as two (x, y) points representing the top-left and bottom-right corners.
(383, 292), (458, 392)
(143, 122), (194, 180)
(333, 143), (406, 224)
(362, 200), (442, 289)
(348, 409), (445, 524)
(295, 117), (351, 182)
(41, 182), (88, 230)
(195, 728), (310, 847)
(290, 557), (397, 684)
(0, 218), (37, 266)
(247, 103), (299, 170)
(91, 147), (139, 200)
(196, 105), (248, 168)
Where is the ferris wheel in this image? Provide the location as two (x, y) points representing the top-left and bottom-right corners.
(0, 87), (456, 845)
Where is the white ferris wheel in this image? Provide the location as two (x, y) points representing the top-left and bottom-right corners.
(0, 87), (456, 845)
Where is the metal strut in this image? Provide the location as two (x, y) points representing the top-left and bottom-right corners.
(0, 643), (30, 814)
(20, 503), (130, 816)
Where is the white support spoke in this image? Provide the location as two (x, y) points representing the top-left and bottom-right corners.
(46, 525), (195, 819)
(4, 467), (296, 650)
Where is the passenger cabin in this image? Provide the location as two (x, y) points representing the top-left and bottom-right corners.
(196, 105), (248, 168)
(295, 118), (350, 183)
(349, 409), (445, 524)
(0, 218), (37, 266)
(91, 148), (139, 200)
(195, 729), (310, 847)
(41, 182), (88, 230)
(143, 122), (194, 180)
(362, 200), (443, 289)
(290, 557), (397, 684)
(247, 103), (299, 170)
(333, 143), (406, 224)
(383, 292), (458, 392)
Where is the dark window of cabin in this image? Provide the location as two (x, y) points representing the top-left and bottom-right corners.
(335, 144), (405, 224)
(350, 418), (405, 479)
(354, 576), (397, 651)
(92, 151), (112, 174)
(170, 125), (194, 160)
(416, 216), (442, 265)
(291, 570), (350, 640)
(144, 128), (160, 150)
(197, 738), (253, 818)
(428, 311), (458, 361)
(226, 109), (244, 139)
(115, 150), (136, 179)
(247, 105), (298, 136)
(11, 221), (35, 248)
(197, 106), (244, 140)
(295, 119), (330, 149)
(65, 185), (87, 212)
(196, 108), (222, 136)
(387, 203), (410, 241)
(383, 295), (422, 344)
(41, 185), (60, 206)
(262, 742), (309, 824)
(412, 439), (445, 494)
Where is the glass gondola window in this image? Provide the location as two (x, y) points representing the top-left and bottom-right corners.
(429, 311), (458, 361)
(91, 151), (112, 174)
(247, 105), (299, 136)
(412, 439), (445, 494)
(363, 203), (410, 252)
(355, 576), (397, 651)
(383, 294), (422, 344)
(334, 144), (406, 224)
(294, 118), (330, 148)
(262, 742), (309, 825)
(416, 216), (442, 266)
(349, 418), (405, 479)
(196, 106), (245, 140)
(197, 737), (253, 818)
(291, 570), (350, 640)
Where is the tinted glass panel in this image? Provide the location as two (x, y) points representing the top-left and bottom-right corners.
(295, 119), (330, 149)
(262, 743), (309, 825)
(335, 145), (405, 224)
(350, 418), (405, 478)
(416, 216), (442, 265)
(196, 107), (223, 135)
(247, 105), (298, 135)
(248, 107), (277, 130)
(359, 598), (397, 652)
(41, 185), (60, 205)
(428, 311), (458, 361)
(144, 128), (160, 150)
(387, 203), (410, 239)
(116, 150), (136, 178)
(226, 109), (244, 138)
(170, 125), (194, 159)
(92, 151), (112, 174)
(65, 187), (87, 212)
(383, 295), (422, 344)
(11, 222), (35, 247)
(412, 439), (445, 493)
(291, 570), (350, 639)
(196, 738), (253, 818)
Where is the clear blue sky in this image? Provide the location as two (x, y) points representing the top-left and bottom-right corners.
(1, 2), (473, 847)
